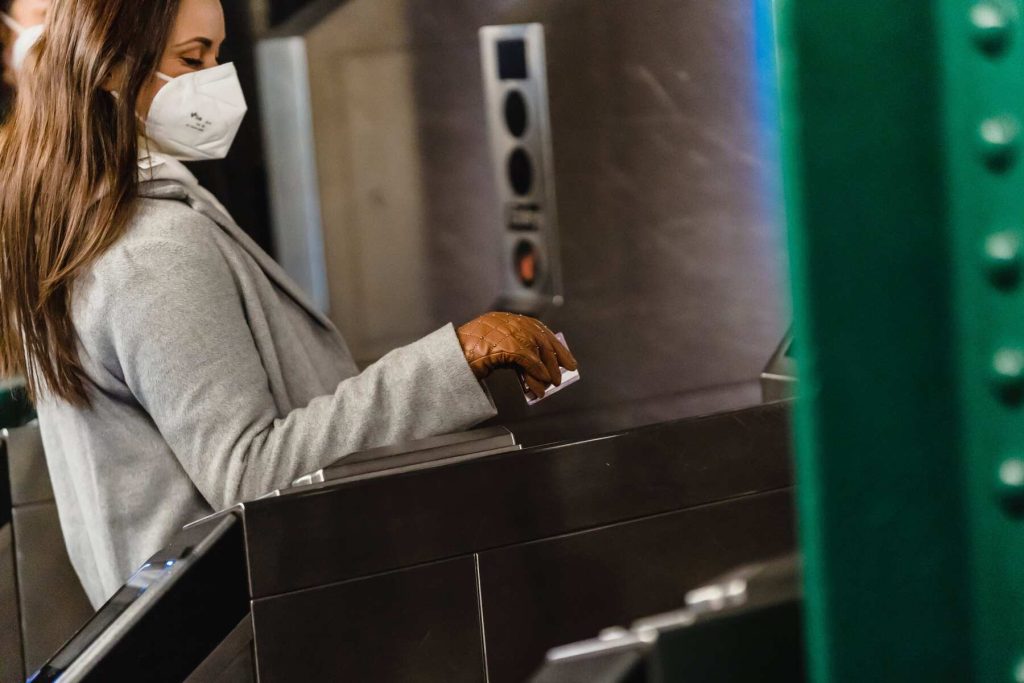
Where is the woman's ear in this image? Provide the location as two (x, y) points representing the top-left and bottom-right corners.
(100, 62), (125, 93)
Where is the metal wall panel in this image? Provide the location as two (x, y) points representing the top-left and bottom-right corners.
(4, 424), (53, 505)
(260, 0), (785, 434)
(241, 403), (792, 598)
(251, 557), (485, 683)
(256, 36), (331, 311)
(13, 504), (94, 675)
(0, 524), (23, 683)
(1, 424), (94, 677)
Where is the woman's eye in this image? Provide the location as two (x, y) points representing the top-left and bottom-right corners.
(181, 57), (203, 68)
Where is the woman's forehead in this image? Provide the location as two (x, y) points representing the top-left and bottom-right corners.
(8, 0), (49, 27)
(168, 0), (225, 47)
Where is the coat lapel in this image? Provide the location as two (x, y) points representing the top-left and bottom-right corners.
(138, 179), (335, 330)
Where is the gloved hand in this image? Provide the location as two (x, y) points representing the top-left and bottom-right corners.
(457, 312), (579, 399)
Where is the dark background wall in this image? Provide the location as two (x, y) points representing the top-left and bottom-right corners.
(187, 0), (327, 253)
(268, 0), (318, 25)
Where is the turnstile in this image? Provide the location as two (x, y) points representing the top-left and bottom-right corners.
(34, 403), (794, 682)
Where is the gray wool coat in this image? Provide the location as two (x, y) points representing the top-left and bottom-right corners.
(36, 179), (497, 607)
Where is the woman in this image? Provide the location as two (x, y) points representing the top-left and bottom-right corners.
(0, 0), (577, 608)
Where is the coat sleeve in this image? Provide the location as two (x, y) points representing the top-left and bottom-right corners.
(96, 218), (497, 510)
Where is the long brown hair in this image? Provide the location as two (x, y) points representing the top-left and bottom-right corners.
(0, 0), (180, 405)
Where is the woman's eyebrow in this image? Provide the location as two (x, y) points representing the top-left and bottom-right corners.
(172, 37), (213, 49)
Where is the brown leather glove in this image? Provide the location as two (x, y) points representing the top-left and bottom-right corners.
(457, 312), (579, 399)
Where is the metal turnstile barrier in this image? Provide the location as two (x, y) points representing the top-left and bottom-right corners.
(29, 515), (250, 683)
(33, 408), (795, 681)
(30, 426), (523, 682)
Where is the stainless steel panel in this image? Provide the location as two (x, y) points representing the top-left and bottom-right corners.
(259, 0), (785, 428)
(0, 523), (23, 683)
(291, 425), (519, 486)
(4, 423), (53, 505)
(240, 402), (792, 598)
(252, 557), (485, 683)
(255, 36), (330, 312)
(478, 490), (796, 683)
(13, 504), (94, 675)
(407, 0), (786, 423)
(488, 376), (765, 448)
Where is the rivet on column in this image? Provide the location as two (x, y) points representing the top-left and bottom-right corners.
(991, 347), (1024, 404)
(971, 0), (1015, 56)
(983, 229), (1022, 288)
(979, 115), (1020, 171)
(996, 458), (1024, 516)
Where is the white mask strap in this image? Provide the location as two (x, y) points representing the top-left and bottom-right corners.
(156, 71), (173, 83)
(1, 12), (24, 34)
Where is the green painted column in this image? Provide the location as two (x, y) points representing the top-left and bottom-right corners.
(776, 1), (975, 680)
(939, 1), (1024, 680)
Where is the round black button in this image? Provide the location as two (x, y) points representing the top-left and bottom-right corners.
(507, 148), (534, 196)
(504, 90), (529, 138)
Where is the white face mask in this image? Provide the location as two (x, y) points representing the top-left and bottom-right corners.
(145, 62), (248, 161)
(1, 12), (44, 73)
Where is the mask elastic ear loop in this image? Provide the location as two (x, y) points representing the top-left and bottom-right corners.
(0, 12), (24, 34)
(155, 72), (174, 83)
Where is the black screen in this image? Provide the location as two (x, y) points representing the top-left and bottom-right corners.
(498, 39), (528, 80)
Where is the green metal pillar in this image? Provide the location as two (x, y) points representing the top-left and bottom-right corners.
(774, 0), (1003, 680)
(940, 1), (1024, 681)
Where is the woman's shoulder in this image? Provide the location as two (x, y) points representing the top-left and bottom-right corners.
(121, 196), (223, 251)
(72, 197), (242, 368)
(81, 197), (232, 299)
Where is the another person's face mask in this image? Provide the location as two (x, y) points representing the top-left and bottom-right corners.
(1, 12), (44, 73)
(145, 62), (248, 161)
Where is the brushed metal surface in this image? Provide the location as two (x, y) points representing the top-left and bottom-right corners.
(241, 402), (791, 598)
(256, 36), (331, 312)
(252, 557), (485, 683)
(0, 523), (23, 683)
(478, 490), (795, 683)
(260, 0), (785, 429)
(406, 0), (786, 420)
(4, 423), (53, 506)
(488, 377), (766, 448)
(2, 424), (93, 678)
(296, 425), (518, 485)
(12, 504), (95, 676)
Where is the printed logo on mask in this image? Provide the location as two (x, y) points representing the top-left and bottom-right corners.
(186, 112), (211, 133)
